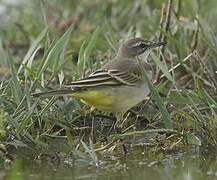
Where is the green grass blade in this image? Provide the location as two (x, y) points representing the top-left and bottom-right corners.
(140, 60), (172, 128)
(18, 28), (48, 74)
(36, 26), (73, 80)
(7, 54), (22, 105)
(83, 27), (101, 71)
(17, 100), (39, 134)
(151, 53), (174, 83)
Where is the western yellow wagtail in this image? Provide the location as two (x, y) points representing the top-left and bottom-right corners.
(33, 38), (166, 126)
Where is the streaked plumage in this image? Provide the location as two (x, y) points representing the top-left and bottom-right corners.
(65, 69), (138, 87)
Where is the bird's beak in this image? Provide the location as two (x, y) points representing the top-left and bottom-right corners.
(148, 41), (167, 48)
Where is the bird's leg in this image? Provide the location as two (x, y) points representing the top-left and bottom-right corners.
(115, 112), (128, 155)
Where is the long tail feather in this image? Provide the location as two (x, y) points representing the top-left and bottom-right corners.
(32, 89), (74, 98)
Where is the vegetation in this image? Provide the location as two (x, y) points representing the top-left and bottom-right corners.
(0, 0), (217, 170)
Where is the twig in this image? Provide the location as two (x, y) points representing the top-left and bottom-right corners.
(95, 139), (119, 152)
(192, 51), (217, 91)
(154, 52), (194, 83)
(119, 128), (180, 137)
(154, 51), (216, 89)
(173, 0), (181, 19)
(161, 0), (173, 51)
(157, 0), (173, 82)
(190, 16), (199, 52)
(159, 3), (166, 42)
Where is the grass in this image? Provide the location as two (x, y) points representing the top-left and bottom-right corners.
(0, 0), (217, 168)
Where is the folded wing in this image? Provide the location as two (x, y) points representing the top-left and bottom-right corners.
(65, 69), (140, 88)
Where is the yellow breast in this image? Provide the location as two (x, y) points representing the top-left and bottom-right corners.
(72, 90), (114, 112)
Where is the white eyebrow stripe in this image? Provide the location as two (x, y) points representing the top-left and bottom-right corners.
(132, 42), (141, 47)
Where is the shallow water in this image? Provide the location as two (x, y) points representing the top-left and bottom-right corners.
(3, 148), (217, 180)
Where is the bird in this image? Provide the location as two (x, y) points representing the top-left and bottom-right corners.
(32, 38), (166, 128)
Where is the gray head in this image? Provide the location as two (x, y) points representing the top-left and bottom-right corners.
(118, 38), (166, 58)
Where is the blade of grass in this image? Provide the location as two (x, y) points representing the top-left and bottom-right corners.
(38, 97), (58, 116)
(7, 54), (22, 105)
(151, 52), (174, 83)
(81, 139), (98, 166)
(77, 27), (101, 78)
(139, 59), (172, 128)
(18, 28), (48, 74)
(119, 128), (179, 138)
(83, 27), (101, 72)
(17, 100), (39, 134)
(36, 25), (73, 80)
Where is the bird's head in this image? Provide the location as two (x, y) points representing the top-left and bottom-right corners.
(118, 38), (166, 58)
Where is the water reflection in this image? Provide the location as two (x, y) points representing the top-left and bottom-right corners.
(4, 149), (217, 180)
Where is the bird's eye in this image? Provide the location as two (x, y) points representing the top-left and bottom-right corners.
(139, 43), (146, 48)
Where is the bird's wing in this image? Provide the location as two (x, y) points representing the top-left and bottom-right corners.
(65, 69), (140, 88)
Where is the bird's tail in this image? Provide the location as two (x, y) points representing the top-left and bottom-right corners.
(32, 89), (74, 98)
